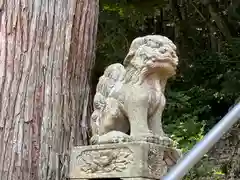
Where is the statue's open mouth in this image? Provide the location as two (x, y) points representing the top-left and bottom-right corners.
(152, 57), (177, 68)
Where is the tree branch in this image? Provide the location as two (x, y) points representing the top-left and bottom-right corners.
(201, 0), (232, 41)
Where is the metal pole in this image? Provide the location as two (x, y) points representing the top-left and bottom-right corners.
(162, 103), (240, 180)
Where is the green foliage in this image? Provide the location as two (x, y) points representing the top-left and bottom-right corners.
(93, 0), (240, 178)
(184, 157), (225, 180)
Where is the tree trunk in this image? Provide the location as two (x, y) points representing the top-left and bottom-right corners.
(0, 0), (99, 180)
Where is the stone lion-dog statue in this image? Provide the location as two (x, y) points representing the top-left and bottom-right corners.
(90, 35), (179, 145)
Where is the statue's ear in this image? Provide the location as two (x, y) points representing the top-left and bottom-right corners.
(123, 36), (145, 66)
(123, 51), (135, 66)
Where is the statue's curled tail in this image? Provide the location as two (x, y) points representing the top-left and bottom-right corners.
(90, 63), (126, 136)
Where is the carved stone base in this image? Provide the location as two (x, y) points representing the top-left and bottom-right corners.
(69, 142), (181, 180)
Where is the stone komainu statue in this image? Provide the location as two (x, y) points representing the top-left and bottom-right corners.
(90, 35), (179, 145)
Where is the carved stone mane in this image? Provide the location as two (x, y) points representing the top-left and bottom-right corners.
(122, 65), (143, 84)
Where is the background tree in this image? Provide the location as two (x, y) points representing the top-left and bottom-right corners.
(0, 0), (98, 180)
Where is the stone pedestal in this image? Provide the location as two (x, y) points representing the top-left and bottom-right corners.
(69, 142), (181, 180)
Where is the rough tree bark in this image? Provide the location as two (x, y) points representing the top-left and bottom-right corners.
(0, 0), (99, 180)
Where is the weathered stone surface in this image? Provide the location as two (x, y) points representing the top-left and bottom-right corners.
(69, 35), (182, 180)
(76, 147), (133, 173)
(90, 35), (179, 145)
(69, 142), (181, 179)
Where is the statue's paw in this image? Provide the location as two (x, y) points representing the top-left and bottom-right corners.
(91, 131), (131, 145)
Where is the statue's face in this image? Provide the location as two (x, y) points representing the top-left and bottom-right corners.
(136, 42), (179, 77)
